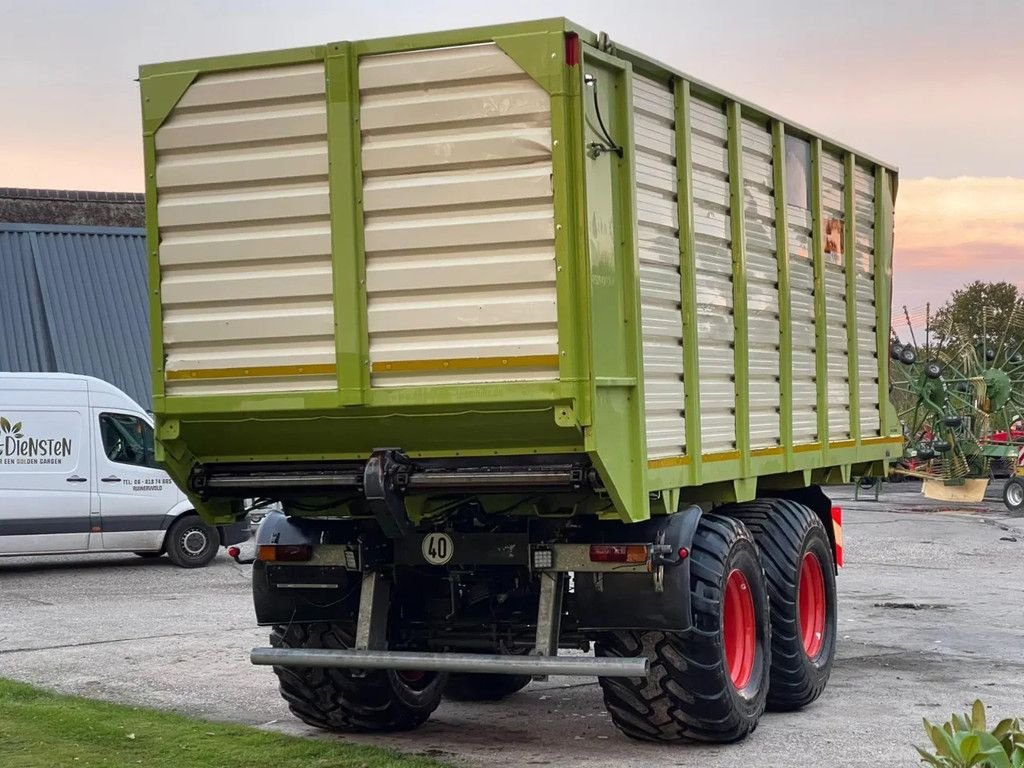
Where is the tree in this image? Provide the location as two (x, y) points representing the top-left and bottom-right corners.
(930, 281), (1024, 357)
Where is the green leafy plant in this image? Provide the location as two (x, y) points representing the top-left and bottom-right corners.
(0, 417), (24, 438)
(917, 700), (1024, 768)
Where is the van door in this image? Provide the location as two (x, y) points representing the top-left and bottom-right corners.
(92, 410), (179, 552)
(0, 407), (92, 554)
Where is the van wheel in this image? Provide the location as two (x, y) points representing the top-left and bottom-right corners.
(165, 515), (218, 568)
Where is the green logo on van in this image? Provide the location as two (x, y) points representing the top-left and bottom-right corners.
(0, 417), (73, 464)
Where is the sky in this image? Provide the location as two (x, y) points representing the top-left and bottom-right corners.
(1, 0), (1021, 311)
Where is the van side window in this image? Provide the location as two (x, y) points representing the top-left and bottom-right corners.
(99, 413), (159, 469)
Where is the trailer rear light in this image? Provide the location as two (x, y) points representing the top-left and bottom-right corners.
(589, 544), (648, 563)
(831, 506), (844, 568)
(227, 546), (240, 559)
(565, 32), (580, 67)
(257, 544), (313, 562)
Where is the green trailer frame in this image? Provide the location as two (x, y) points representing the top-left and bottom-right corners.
(139, 18), (901, 524)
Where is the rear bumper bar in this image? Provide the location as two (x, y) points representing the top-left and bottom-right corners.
(250, 647), (647, 678)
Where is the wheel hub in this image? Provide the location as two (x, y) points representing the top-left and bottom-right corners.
(181, 528), (208, 556)
(723, 569), (756, 689)
(1007, 481), (1023, 507)
(798, 552), (827, 659)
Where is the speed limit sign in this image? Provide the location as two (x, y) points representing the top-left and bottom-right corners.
(421, 533), (454, 565)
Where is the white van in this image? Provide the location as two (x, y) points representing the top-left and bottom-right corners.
(0, 373), (247, 567)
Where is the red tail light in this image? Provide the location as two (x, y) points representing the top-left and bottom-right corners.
(565, 32), (580, 67)
(257, 544), (313, 562)
(589, 544), (648, 563)
(831, 506), (844, 568)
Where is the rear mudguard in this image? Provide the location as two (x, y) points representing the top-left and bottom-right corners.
(572, 505), (703, 632)
(251, 507), (706, 633)
(251, 512), (358, 625)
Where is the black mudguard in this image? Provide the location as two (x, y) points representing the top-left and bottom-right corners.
(216, 519), (250, 546)
(573, 505), (703, 633)
(251, 512), (358, 625)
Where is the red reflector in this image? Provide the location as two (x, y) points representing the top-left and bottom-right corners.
(589, 544), (647, 563)
(831, 506), (844, 568)
(227, 546), (240, 558)
(257, 544), (313, 562)
(565, 32), (580, 67)
(678, 547), (689, 560)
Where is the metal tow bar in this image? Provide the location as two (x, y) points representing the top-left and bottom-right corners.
(249, 648), (648, 678)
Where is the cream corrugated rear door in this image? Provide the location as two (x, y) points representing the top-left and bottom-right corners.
(155, 63), (335, 396)
(359, 44), (559, 388)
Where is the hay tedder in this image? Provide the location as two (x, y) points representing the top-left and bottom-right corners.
(891, 302), (1024, 511)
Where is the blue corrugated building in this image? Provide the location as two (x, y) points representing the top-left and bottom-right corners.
(0, 189), (151, 409)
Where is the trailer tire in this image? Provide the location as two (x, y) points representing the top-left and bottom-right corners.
(269, 623), (445, 733)
(444, 673), (531, 702)
(725, 499), (837, 711)
(595, 514), (770, 743)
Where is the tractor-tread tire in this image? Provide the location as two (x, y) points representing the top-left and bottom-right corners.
(270, 623), (444, 733)
(596, 514), (770, 743)
(723, 498), (838, 711)
(444, 673), (531, 702)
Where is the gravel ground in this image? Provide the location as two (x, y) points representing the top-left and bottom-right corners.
(2, 483), (1023, 767)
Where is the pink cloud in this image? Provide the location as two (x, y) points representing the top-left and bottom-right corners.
(893, 177), (1024, 310)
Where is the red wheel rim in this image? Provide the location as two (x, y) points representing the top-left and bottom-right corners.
(799, 552), (827, 659)
(723, 569), (756, 689)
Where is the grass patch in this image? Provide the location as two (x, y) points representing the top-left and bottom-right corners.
(0, 678), (450, 768)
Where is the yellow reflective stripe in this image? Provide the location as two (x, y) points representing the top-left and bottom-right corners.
(647, 436), (901, 471)
(702, 450), (742, 463)
(371, 355), (559, 374)
(861, 435), (904, 447)
(794, 442), (823, 453)
(166, 364), (337, 381)
(648, 455), (692, 469)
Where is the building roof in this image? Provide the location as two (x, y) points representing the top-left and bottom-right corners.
(0, 187), (145, 228)
(0, 222), (151, 409)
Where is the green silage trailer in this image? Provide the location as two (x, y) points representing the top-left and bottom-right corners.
(139, 17), (900, 743)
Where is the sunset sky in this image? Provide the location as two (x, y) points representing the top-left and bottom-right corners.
(1, 0), (1021, 311)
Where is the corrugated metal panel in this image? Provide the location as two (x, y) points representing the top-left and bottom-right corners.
(359, 44), (558, 387)
(855, 166), (881, 435)
(0, 230), (52, 372)
(742, 118), (780, 450)
(822, 151), (850, 440)
(0, 224), (151, 408)
(691, 98), (735, 454)
(788, 204), (817, 444)
(633, 74), (684, 459)
(154, 62), (336, 396)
